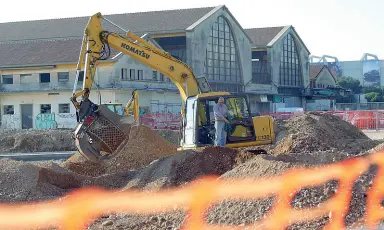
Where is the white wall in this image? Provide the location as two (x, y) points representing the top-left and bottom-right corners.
(0, 90), (115, 129)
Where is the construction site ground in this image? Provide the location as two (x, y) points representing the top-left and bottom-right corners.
(363, 130), (384, 140)
(1, 112), (384, 229)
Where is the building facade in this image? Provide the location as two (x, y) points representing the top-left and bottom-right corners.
(245, 26), (311, 112)
(0, 5), (313, 129)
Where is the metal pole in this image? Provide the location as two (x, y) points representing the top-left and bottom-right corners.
(376, 111), (379, 131)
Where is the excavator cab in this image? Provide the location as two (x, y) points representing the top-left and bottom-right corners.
(180, 94), (273, 151)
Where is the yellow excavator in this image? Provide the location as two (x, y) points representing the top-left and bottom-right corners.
(70, 13), (275, 162)
(103, 89), (139, 119)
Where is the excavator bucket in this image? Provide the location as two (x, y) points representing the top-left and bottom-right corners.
(73, 104), (136, 162)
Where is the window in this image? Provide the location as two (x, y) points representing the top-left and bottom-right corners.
(130, 69), (135, 80)
(121, 68), (128, 80)
(40, 104), (51, 114)
(40, 73), (50, 83)
(203, 16), (242, 93)
(160, 73), (164, 81)
(59, 104), (70, 113)
(252, 51), (271, 84)
(58, 72), (69, 82)
(152, 71), (158, 81)
(279, 33), (302, 87)
(154, 36), (187, 62)
(225, 97), (249, 119)
(3, 105), (14, 115)
(2, 75), (13, 84)
(20, 74), (32, 84)
(137, 70), (143, 80)
(78, 71), (84, 82)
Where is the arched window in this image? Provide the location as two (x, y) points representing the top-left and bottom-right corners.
(279, 33), (302, 87)
(204, 16), (242, 93)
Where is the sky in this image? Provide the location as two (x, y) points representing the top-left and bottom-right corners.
(1, 0), (383, 61)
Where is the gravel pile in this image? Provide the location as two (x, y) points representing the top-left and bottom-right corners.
(0, 129), (76, 153)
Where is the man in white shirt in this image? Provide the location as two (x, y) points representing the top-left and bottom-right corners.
(213, 97), (229, 146)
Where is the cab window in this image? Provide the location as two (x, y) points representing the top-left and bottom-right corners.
(225, 97), (249, 119)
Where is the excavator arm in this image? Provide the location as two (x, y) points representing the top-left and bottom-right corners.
(70, 13), (212, 162)
(70, 12), (210, 119)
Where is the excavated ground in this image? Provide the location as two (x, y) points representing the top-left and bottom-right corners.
(1, 112), (384, 230)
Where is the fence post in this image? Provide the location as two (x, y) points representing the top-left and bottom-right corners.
(376, 111), (379, 131)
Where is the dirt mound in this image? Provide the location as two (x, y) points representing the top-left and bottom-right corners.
(270, 112), (378, 155)
(61, 153), (105, 177)
(0, 159), (82, 203)
(201, 147), (377, 229)
(62, 125), (177, 176)
(155, 129), (180, 146)
(122, 146), (254, 191)
(0, 129), (75, 153)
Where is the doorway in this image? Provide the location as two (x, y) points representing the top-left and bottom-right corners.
(21, 104), (33, 129)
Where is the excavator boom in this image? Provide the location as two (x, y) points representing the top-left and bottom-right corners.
(70, 13), (214, 161)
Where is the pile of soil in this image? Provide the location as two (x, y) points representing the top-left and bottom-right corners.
(62, 125), (178, 177)
(0, 128), (180, 154)
(267, 112), (379, 155)
(203, 151), (377, 229)
(0, 129), (76, 153)
(122, 147), (253, 191)
(155, 129), (180, 146)
(0, 159), (82, 203)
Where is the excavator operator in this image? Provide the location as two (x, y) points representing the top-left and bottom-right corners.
(213, 97), (230, 147)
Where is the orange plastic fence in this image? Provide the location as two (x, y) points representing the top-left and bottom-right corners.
(1, 151), (384, 230)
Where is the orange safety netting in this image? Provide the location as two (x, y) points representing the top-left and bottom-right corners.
(1, 150), (384, 230)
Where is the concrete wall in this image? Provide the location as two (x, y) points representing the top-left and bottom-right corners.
(0, 64), (115, 92)
(185, 7), (252, 84)
(338, 60), (384, 87)
(306, 99), (331, 111)
(339, 61), (363, 83)
(0, 90), (115, 129)
(113, 55), (160, 82)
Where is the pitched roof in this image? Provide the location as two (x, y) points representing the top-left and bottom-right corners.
(244, 26), (285, 47)
(310, 64), (335, 80)
(0, 7), (215, 68)
(0, 7), (215, 43)
(0, 39), (121, 68)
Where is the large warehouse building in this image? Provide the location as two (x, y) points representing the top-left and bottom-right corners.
(0, 5), (322, 129)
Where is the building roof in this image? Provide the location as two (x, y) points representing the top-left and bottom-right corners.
(0, 7), (215, 43)
(0, 39), (120, 68)
(0, 6), (216, 68)
(244, 26), (285, 47)
(310, 64), (335, 80)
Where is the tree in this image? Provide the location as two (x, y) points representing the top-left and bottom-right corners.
(363, 86), (384, 102)
(336, 76), (362, 94)
(364, 70), (380, 86)
(365, 92), (384, 102)
(362, 86), (382, 94)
